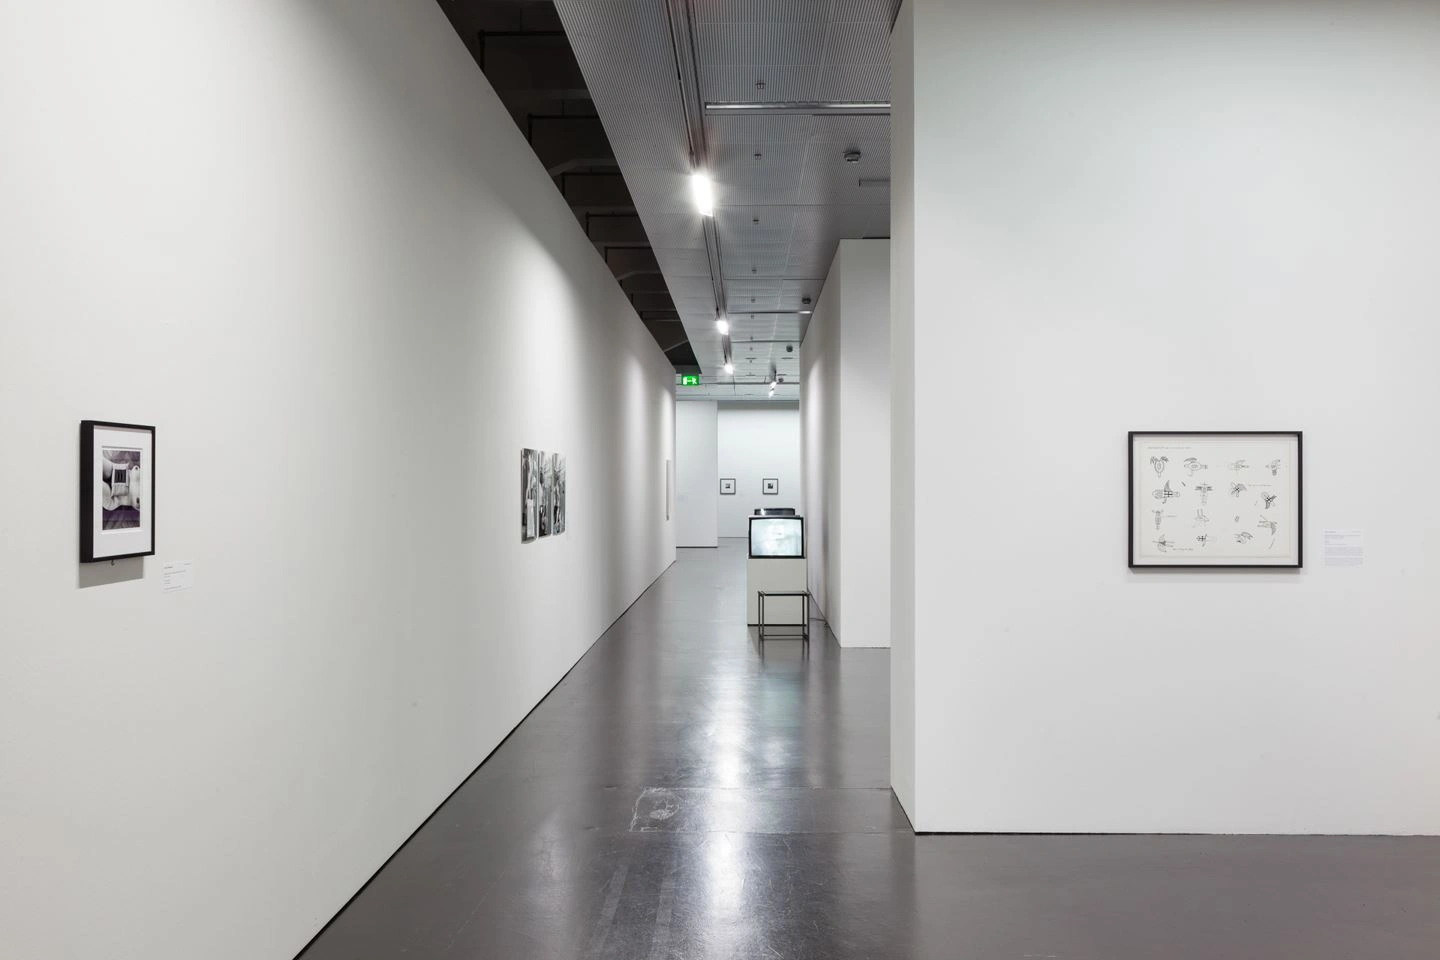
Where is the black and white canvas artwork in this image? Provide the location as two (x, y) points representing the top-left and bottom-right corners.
(521, 448), (543, 542)
(523, 447), (567, 542)
(551, 453), (566, 534)
(720, 478), (736, 495)
(538, 452), (553, 538)
(80, 420), (156, 562)
(1129, 431), (1303, 568)
(762, 478), (779, 495)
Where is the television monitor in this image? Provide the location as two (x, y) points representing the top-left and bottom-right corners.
(749, 516), (805, 558)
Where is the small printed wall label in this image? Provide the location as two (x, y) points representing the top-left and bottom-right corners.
(162, 560), (194, 592)
(1322, 530), (1364, 567)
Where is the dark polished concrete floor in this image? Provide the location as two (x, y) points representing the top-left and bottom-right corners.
(301, 540), (1440, 959)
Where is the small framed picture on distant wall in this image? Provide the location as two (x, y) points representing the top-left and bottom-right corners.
(762, 478), (779, 495)
(80, 420), (156, 562)
(720, 478), (736, 495)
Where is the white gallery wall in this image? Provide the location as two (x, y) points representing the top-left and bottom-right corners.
(800, 240), (892, 647)
(675, 400), (719, 547)
(891, 0), (1440, 834)
(889, 0), (918, 816)
(802, 294), (840, 628)
(716, 403), (801, 538)
(0, 4), (676, 959)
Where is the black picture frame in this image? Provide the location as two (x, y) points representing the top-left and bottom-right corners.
(1128, 430), (1303, 569)
(762, 478), (779, 495)
(80, 420), (157, 563)
(720, 478), (736, 495)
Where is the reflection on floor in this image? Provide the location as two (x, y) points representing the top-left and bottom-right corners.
(300, 540), (1440, 959)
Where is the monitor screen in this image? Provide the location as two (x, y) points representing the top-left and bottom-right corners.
(749, 516), (804, 558)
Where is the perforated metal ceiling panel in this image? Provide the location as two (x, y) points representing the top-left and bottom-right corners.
(553, 0), (897, 399)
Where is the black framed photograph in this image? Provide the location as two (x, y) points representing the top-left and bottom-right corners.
(80, 420), (156, 562)
(762, 478), (779, 495)
(1129, 431), (1302, 568)
(720, 478), (736, 495)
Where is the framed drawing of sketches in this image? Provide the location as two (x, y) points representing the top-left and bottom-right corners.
(1129, 431), (1302, 568)
(80, 420), (156, 562)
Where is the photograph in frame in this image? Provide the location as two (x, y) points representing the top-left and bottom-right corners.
(80, 421), (156, 562)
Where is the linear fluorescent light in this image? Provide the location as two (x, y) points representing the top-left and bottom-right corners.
(715, 316), (729, 335)
(704, 101), (890, 116)
(690, 172), (715, 216)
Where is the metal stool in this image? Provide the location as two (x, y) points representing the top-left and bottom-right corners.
(757, 590), (811, 644)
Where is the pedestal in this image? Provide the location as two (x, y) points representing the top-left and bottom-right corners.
(746, 557), (807, 625)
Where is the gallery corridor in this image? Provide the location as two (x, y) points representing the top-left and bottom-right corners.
(301, 543), (1440, 960)
(300, 539), (897, 958)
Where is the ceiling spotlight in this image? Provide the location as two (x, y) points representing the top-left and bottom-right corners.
(843, 149), (862, 164)
(690, 171), (715, 217)
(724, 362), (734, 375)
(715, 317), (730, 335)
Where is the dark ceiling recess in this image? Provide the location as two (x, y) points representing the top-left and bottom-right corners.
(437, 0), (699, 373)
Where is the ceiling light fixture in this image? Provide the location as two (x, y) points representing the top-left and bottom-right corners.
(704, 101), (891, 117)
(715, 316), (730, 335)
(724, 362), (735, 375)
(690, 171), (715, 217)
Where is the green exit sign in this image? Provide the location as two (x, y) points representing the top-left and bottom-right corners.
(680, 375), (701, 386)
